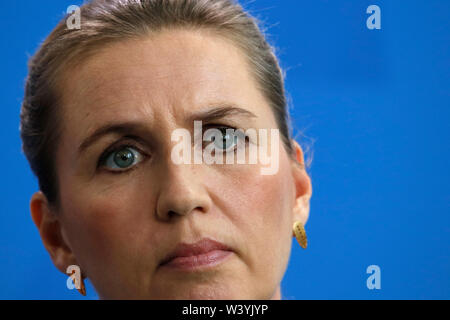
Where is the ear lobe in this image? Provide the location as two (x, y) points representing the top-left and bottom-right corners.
(291, 140), (312, 225)
(293, 193), (310, 225)
(30, 192), (77, 274)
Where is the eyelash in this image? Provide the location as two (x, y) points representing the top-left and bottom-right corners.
(97, 124), (248, 173)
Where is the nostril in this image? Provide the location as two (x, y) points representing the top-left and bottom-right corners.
(167, 210), (177, 218)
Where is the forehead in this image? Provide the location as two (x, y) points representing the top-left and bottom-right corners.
(58, 28), (270, 128)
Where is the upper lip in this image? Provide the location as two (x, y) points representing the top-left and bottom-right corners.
(160, 238), (232, 265)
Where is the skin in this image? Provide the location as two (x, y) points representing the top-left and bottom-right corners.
(30, 28), (312, 299)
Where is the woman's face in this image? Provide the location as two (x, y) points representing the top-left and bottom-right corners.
(42, 29), (311, 299)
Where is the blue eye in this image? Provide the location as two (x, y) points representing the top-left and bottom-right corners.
(102, 146), (143, 170)
(214, 128), (238, 151)
(204, 126), (245, 152)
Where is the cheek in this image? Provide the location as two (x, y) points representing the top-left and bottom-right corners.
(59, 180), (161, 293)
(219, 152), (294, 276)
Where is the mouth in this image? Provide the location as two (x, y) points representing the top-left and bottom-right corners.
(159, 238), (234, 271)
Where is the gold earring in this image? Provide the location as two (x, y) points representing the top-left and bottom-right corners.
(293, 221), (307, 249)
(77, 277), (86, 296)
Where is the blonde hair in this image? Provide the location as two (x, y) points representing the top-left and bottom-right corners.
(20, 0), (293, 204)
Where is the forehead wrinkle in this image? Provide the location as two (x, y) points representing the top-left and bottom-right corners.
(62, 71), (162, 126)
(59, 29), (269, 144)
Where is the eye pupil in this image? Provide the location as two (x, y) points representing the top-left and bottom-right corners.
(215, 128), (237, 150)
(114, 149), (135, 168)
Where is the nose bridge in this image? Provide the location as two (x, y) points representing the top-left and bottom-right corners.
(156, 160), (211, 221)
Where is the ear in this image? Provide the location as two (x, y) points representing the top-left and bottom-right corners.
(30, 191), (78, 275)
(290, 140), (312, 226)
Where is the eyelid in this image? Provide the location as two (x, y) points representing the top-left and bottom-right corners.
(201, 124), (238, 140)
(203, 123), (254, 141)
(202, 123), (239, 132)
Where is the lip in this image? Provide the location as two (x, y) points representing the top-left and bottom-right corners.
(160, 238), (233, 271)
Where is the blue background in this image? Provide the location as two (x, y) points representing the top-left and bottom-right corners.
(0, 0), (448, 299)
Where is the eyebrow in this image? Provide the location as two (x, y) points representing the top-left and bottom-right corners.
(77, 104), (257, 154)
(187, 104), (257, 123)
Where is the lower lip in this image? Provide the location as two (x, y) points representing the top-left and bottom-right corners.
(161, 250), (233, 271)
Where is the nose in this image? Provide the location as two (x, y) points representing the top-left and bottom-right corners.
(155, 162), (212, 221)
